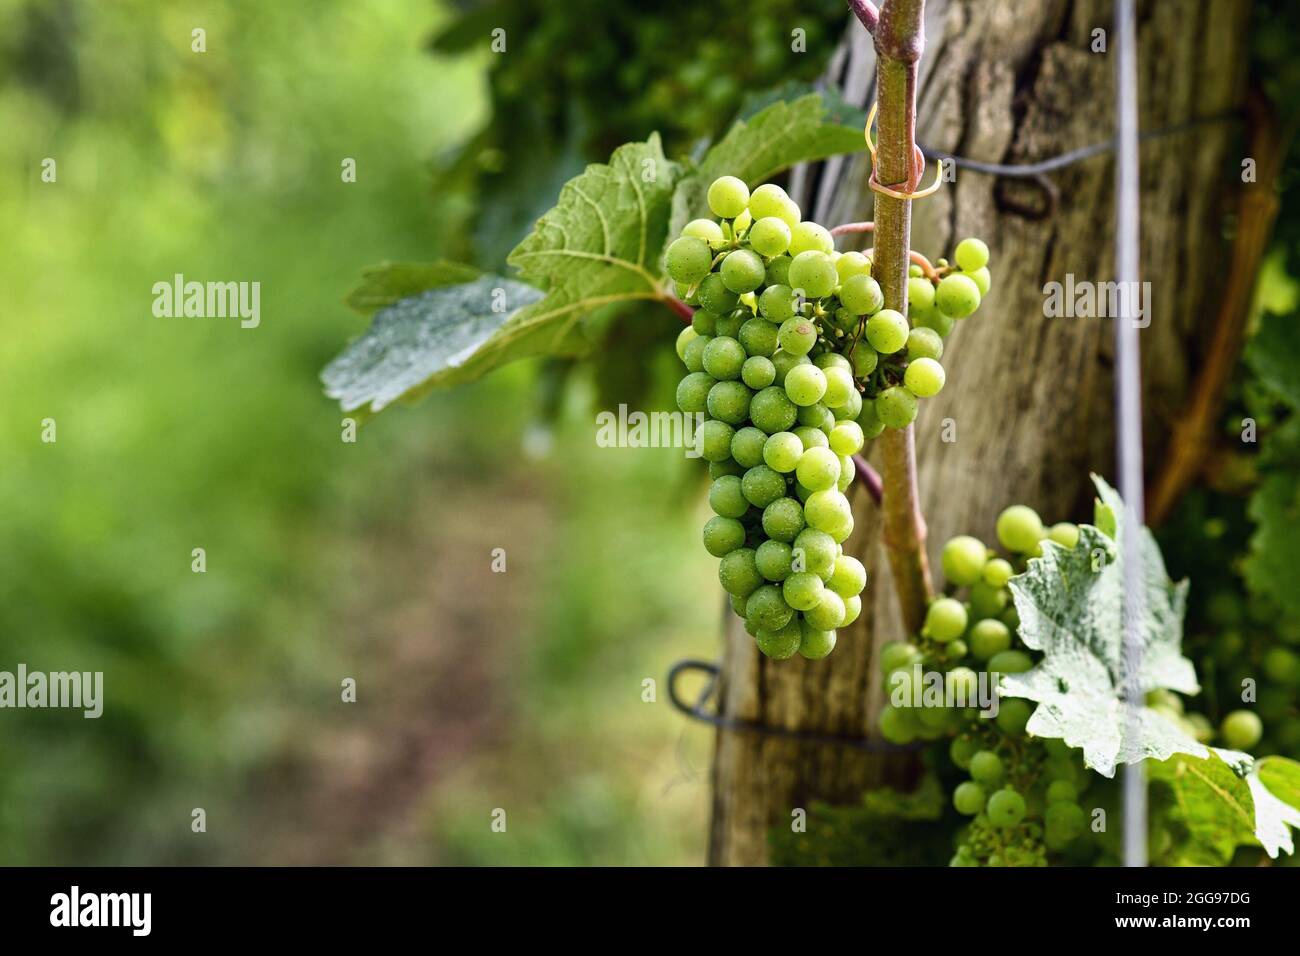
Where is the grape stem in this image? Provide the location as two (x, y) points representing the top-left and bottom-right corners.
(847, 0), (880, 35)
(828, 220), (875, 237)
(663, 294), (695, 323)
(852, 454), (884, 504)
(868, 0), (934, 634)
(830, 223), (942, 283)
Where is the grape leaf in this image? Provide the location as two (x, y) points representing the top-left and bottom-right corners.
(1244, 473), (1300, 622)
(343, 261), (480, 315)
(1245, 311), (1300, 409)
(321, 275), (544, 413)
(322, 136), (681, 413)
(668, 92), (867, 237)
(1000, 475), (1200, 777)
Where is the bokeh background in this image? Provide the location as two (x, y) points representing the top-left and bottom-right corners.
(2, 0), (1298, 866)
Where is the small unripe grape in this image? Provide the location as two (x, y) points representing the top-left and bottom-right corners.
(730, 426), (768, 468)
(917, 309), (956, 337)
(829, 421), (864, 456)
(692, 309), (719, 336)
(954, 237), (990, 272)
(969, 750), (1005, 786)
(778, 317), (818, 357)
(675, 371), (715, 413)
(935, 273), (982, 318)
(675, 326), (697, 361)
(969, 266), (992, 295)
(708, 175), (750, 219)
(763, 431), (803, 473)
(666, 236), (713, 284)
(719, 547), (763, 598)
(828, 554), (867, 597)
(738, 318), (779, 358)
(721, 249), (765, 293)
(796, 446), (841, 491)
(765, 255), (792, 286)
(954, 781), (988, 815)
(987, 788), (1026, 828)
(762, 497), (805, 543)
(784, 363), (828, 406)
(755, 618), (803, 660)
(709, 459), (744, 480)
(709, 475), (749, 519)
(789, 221), (834, 256)
(813, 351), (851, 372)
(682, 218), (724, 244)
(697, 419), (735, 462)
(803, 489), (853, 541)
(950, 735), (978, 770)
(1048, 522), (1080, 548)
(822, 366), (855, 408)
(783, 571), (825, 611)
(799, 402), (835, 432)
(875, 386), (918, 429)
(697, 273), (739, 314)
(706, 380), (752, 426)
(969, 618), (1011, 660)
(748, 183), (798, 226)
(908, 275), (936, 312)
(682, 334), (710, 373)
(749, 386), (798, 433)
(835, 251), (872, 282)
(755, 539), (794, 581)
(988, 649), (1033, 674)
(857, 399), (885, 440)
(841, 594), (862, 626)
(793, 528), (837, 579)
(941, 535), (987, 586)
(839, 274), (884, 315)
(702, 516), (746, 557)
(758, 284), (797, 322)
(1220, 709), (1263, 749)
(749, 216), (792, 257)
(745, 584), (795, 632)
(702, 336), (746, 380)
(924, 597), (968, 642)
(741, 356), (776, 390)
(741, 464), (786, 508)
(793, 425), (828, 450)
(879, 704), (918, 743)
(996, 504), (1045, 553)
(798, 621), (837, 660)
(982, 557), (1014, 588)
(788, 251), (837, 299)
(805, 589), (847, 630)
(770, 349), (810, 387)
(996, 698), (1033, 736)
(906, 327), (944, 361)
(865, 309), (909, 354)
(851, 346), (879, 378)
(903, 357), (946, 397)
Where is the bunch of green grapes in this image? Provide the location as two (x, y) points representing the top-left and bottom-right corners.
(874, 503), (1104, 865)
(671, 177), (876, 661)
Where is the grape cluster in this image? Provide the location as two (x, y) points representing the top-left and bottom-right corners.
(672, 177), (878, 660)
(875, 502), (1102, 865)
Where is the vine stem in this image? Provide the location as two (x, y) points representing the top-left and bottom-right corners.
(869, 0), (933, 634)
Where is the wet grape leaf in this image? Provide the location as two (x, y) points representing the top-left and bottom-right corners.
(1244, 473), (1300, 623)
(343, 261), (480, 315)
(1245, 311), (1300, 410)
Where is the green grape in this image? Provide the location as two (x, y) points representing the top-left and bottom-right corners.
(733, 208), (754, 235)
(758, 284), (797, 323)
(1046, 780), (1078, 803)
(783, 571), (825, 611)
(761, 497), (805, 543)
(916, 309), (956, 337)
(709, 475), (749, 518)
(749, 216), (792, 257)
(755, 539), (794, 582)
(798, 402), (835, 432)
(692, 309), (719, 335)
(697, 273), (739, 314)
(905, 327), (944, 361)
(792, 528), (837, 579)
(865, 309), (909, 354)
(969, 750), (1005, 787)
(675, 280), (700, 306)
(707, 175), (750, 219)
(1263, 647), (1300, 684)
(730, 426), (768, 469)
(702, 336), (746, 380)
(741, 464), (787, 509)
(788, 251), (837, 299)
(755, 618), (803, 660)
(996, 505), (1045, 553)
(748, 183), (797, 225)
(675, 371), (715, 413)
(987, 788), (1026, 828)
(969, 266), (992, 295)
(924, 597), (967, 642)
(856, 400), (885, 440)
(737, 318), (779, 358)
(988, 649), (1033, 674)
(749, 386), (798, 433)
(903, 357), (945, 397)
(1221, 710), (1263, 749)
(836, 453), (855, 492)
(697, 419), (735, 462)
(791, 426), (827, 452)
(851, 346), (879, 378)
(708, 459), (744, 479)
(770, 350), (810, 386)
(969, 618), (1011, 660)
(806, 589), (846, 629)
(1044, 801), (1085, 842)
(746, 583), (795, 631)
(720, 249), (766, 293)
(702, 515), (746, 557)
(765, 255), (792, 287)
(935, 273), (981, 318)
(706, 380), (752, 426)
(799, 621), (837, 660)
(789, 221), (834, 256)
(875, 387), (918, 429)
(675, 326), (697, 362)
(828, 554), (867, 598)
(839, 274), (885, 315)
(950, 735), (978, 770)
(879, 640), (921, 674)
(941, 535), (987, 586)
(741, 355), (776, 390)
(682, 218), (724, 244)
(981, 557), (1014, 588)
(953, 781), (987, 816)
(762, 431), (803, 473)
(813, 352), (851, 372)
(836, 251), (872, 282)
(803, 489), (853, 542)
(954, 237), (990, 272)
(907, 275), (936, 312)
(730, 593), (747, 618)
(1047, 522), (1080, 548)
(666, 236), (713, 284)
(822, 366), (855, 409)
(970, 580), (1008, 619)
(831, 306), (860, 333)
(718, 547), (762, 598)
(784, 363), (828, 407)
(777, 318), (819, 357)
(832, 388), (862, 422)
(879, 703), (918, 743)
(795, 446), (841, 491)
(996, 698), (1033, 736)
(842, 594), (862, 626)
(682, 334), (710, 373)
(829, 421), (864, 456)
